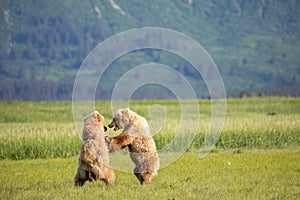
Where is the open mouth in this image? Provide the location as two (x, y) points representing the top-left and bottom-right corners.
(108, 120), (120, 131)
(113, 125), (119, 131)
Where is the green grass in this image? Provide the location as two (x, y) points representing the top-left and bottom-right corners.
(0, 98), (299, 199)
(0, 148), (299, 199)
(0, 123), (79, 159)
(0, 97), (299, 160)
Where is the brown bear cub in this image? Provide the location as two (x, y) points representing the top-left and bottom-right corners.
(74, 111), (115, 186)
(106, 108), (160, 185)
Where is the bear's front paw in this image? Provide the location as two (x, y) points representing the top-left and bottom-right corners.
(104, 135), (111, 144)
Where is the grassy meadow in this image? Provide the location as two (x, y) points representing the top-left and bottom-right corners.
(0, 97), (299, 199)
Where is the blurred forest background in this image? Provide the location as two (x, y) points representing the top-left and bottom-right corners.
(0, 0), (299, 100)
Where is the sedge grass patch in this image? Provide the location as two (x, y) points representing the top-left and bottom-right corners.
(0, 97), (299, 160)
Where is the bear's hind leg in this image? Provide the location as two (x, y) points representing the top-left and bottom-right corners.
(92, 161), (115, 185)
(133, 166), (144, 184)
(102, 165), (115, 185)
(140, 171), (153, 184)
(88, 171), (96, 182)
(74, 168), (89, 186)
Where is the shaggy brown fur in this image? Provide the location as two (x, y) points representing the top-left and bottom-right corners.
(74, 111), (115, 186)
(106, 108), (159, 185)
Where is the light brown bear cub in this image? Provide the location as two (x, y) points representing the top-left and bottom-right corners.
(106, 108), (159, 185)
(75, 111), (115, 186)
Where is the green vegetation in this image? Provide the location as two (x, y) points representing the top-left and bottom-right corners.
(0, 98), (299, 199)
(0, 97), (299, 160)
(0, 1), (300, 100)
(0, 149), (299, 199)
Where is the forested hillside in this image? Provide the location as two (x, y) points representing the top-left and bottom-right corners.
(0, 0), (299, 100)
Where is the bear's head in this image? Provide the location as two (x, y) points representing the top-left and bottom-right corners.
(108, 108), (137, 131)
(84, 111), (107, 132)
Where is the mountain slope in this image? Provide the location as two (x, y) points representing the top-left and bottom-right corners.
(0, 0), (299, 100)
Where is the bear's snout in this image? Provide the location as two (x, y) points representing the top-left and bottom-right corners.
(108, 122), (114, 128)
(108, 121), (120, 131)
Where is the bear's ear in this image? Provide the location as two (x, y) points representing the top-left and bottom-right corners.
(122, 108), (130, 114)
(95, 112), (103, 123)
